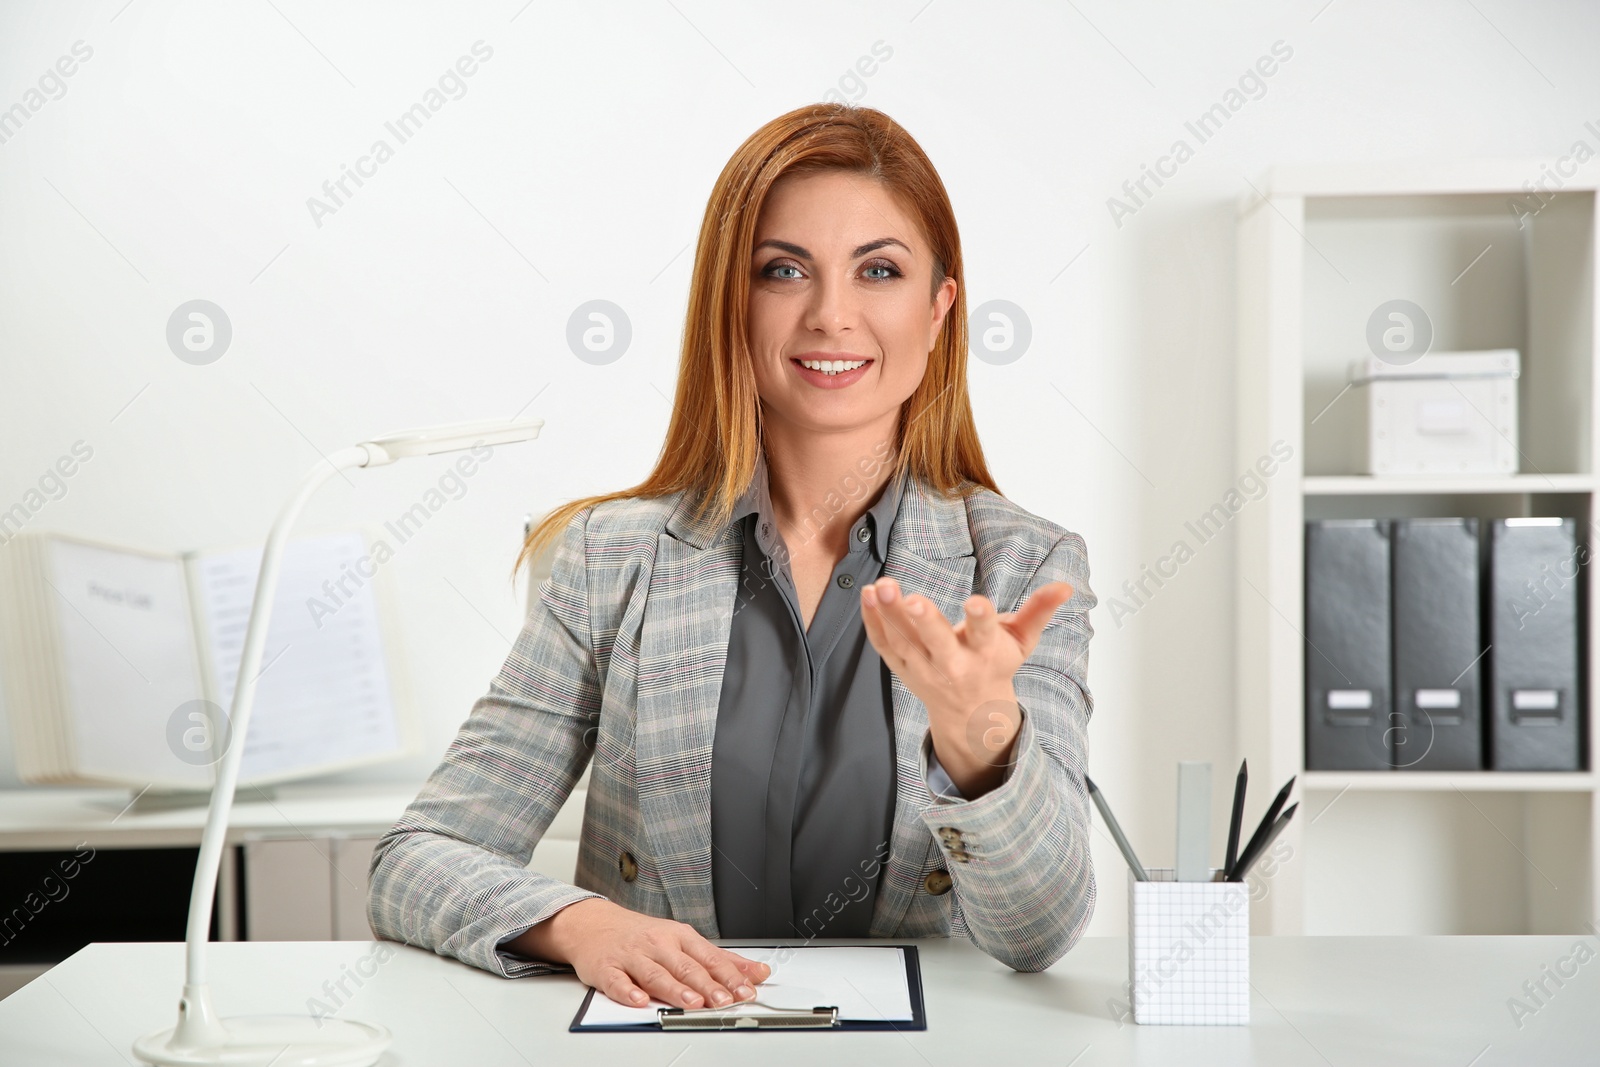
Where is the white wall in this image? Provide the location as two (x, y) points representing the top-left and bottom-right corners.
(2, 0), (1597, 937)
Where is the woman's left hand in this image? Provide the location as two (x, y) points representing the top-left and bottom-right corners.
(861, 576), (1074, 796)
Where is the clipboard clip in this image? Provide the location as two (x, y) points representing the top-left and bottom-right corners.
(657, 1002), (840, 1029)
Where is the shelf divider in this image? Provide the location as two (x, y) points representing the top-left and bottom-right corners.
(1302, 771), (1599, 793)
(1303, 474), (1595, 495)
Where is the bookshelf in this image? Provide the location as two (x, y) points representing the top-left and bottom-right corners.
(1235, 161), (1599, 936)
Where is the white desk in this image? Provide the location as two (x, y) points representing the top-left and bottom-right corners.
(0, 780), (587, 857)
(0, 784), (425, 999)
(0, 935), (1592, 1065)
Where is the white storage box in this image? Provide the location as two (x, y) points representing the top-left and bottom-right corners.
(1127, 868), (1249, 1025)
(1348, 349), (1519, 476)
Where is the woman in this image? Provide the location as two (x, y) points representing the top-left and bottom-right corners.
(368, 102), (1097, 1012)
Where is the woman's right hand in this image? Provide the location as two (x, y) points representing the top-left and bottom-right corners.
(513, 897), (772, 1008)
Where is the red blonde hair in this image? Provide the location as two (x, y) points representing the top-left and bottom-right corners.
(514, 102), (997, 578)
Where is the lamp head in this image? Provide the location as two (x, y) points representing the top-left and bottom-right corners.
(357, 418), (543, 466)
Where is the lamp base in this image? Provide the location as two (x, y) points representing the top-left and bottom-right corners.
(133, 1015), (391, 1067)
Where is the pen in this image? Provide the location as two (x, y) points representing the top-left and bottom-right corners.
(1229, 802), (1297, 882)
(1085, 775), (1149, 881)
(1224, 759), (1247, 879)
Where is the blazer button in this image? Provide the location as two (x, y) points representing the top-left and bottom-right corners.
(924, 869), (953, 895)
(618, 851), (638, 882)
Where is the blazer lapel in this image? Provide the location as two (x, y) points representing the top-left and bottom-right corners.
(632, 496), (742, 935)
(633, 474), (976, 939)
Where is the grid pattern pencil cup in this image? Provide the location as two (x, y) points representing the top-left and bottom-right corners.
(1128, 868), (1249, 1024)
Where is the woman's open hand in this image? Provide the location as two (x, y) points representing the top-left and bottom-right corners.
(861, 576), (1074, 793)
(513, 898), (771, 1009)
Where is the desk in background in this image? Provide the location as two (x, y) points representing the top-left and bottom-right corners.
(0, 779), (590, 998)
(0, 935), (1592, 1065)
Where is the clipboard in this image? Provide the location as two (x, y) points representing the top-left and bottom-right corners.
(568, 944), (927, 1032)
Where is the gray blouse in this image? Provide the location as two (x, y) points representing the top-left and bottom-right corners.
(494, 456), (964, 960)
(708, 452), (961, 939)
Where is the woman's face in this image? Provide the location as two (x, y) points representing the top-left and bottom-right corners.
(747, 169), (957, 439)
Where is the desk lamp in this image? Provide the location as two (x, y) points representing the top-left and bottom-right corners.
(134, 417), (544, 1067)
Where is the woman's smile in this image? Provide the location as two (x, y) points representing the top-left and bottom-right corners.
(790, 353), (875, 388)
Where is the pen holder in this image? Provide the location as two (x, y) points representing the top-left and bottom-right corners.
(1127, 868), (1249, 1025)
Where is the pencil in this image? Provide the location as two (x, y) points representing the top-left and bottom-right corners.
(1232, 774), (1294, 881)
(1085, 775), (1149, 881)
(1230, 802), (1298, 882)
(1224, 759), (1247, 879)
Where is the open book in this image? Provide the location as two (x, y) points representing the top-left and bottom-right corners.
(0, 528), (418, 790)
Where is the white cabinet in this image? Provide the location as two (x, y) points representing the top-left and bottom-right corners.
(242, 835), (385, 941)
(240, 784), (587, 941)
(243, 838), (337, 941)
(332, 835), (383, 940)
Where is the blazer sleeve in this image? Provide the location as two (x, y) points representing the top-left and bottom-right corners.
(367, 507), (607, 979)
(915, 531), (1097, 972)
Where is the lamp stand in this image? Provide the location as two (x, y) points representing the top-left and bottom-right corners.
(134, 446), (391, 1067)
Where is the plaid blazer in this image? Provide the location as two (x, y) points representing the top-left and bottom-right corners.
(368, 474), (1098, 977)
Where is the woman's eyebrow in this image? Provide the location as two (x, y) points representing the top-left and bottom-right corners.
(753, 237), (911, 260)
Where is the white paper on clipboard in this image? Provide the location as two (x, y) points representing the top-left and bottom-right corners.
(574, 945), (915, 1027)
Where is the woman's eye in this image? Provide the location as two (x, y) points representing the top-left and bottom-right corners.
(760, 260), (901, 281)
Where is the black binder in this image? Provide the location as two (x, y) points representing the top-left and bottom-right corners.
(1391, 519), (1485, 770)
(1486, 518), (1585, 771)
(1305, 520), (1393, 770)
